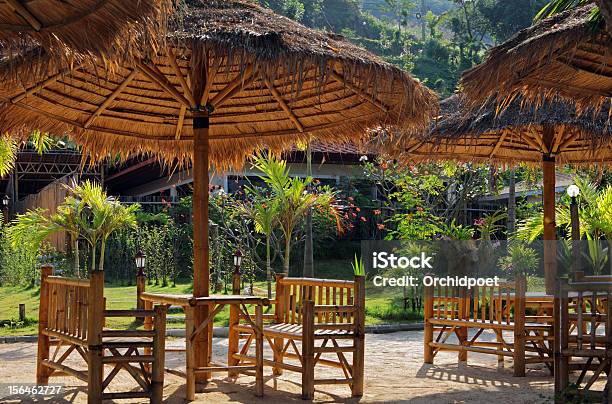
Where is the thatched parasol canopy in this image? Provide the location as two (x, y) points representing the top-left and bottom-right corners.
(0, 0), (436, 170)
(401, 94), (612, 165)
(461, 4), (611, 111)
(396, 94), (612, 295)
(0, 1), (436, 389)
(0, 0), (173, 62)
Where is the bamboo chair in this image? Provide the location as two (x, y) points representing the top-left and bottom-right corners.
(424, 276), (553, 376)
(556, 276), (611, 402)
(229, 274), (366, 399)
(36, 265), (167, 403)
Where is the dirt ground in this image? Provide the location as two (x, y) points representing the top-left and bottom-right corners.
(0, 330), (569, 403)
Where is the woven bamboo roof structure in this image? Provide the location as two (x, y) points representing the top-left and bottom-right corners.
(461, 4), (612, 111)
(0, 0), (173, 63)
(398, 94), (612, 166)
(0, 0), (436, 170)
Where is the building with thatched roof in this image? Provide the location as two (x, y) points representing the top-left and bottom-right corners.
(461, 3), (611, 111)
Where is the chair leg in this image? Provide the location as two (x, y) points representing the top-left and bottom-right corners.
(273, 338), (284, 375)
(302, 301), (315, 400)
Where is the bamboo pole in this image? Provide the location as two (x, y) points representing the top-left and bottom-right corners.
(514, 276), (526, 377)
(192, 109), (211, 382)
(542, 153), (557, 295)
(352, 275), (365, 397)
(151, 305), (167, 404)
(228, 271), (241, 377)
(423, 281), (434, 364)
(37, 265), (53, 385)
(136, 270), (146, 322)
(273, 273), (285, 376)
(301, 300), (315, 400)
(87, 271), (104, 404)
(185, 306), (196, 401)
(255, 304), (264, 397)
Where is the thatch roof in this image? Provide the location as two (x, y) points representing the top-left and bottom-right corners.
(0, 0), (436, 170)
(396, 94), (612, 166)
(0, 0), (174, 64)
(461, 4), (612, 112)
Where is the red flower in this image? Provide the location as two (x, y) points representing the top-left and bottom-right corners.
(373, 209), (381, 215)
(348, 196), (354, 201)
(356, 207), (361, 212)
(416, 206), (424, 212)
(360, 216), (367, 222)
(377, 223), (385, 230)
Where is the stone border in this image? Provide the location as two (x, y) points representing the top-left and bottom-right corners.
(1, 323), (424, 344)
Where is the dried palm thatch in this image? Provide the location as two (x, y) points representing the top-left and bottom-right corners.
(0, 0), (436, 170)
(0, 0), (174, 65)
(461, 4), (611, 113)
(396, 94), (612, 166)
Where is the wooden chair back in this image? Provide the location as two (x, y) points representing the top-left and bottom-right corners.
(43, 275), (91, 341)
(274, 276), (357, 325)
(426, 276), (526, 324)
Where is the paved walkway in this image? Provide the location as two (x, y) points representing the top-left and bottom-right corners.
(0, 330), (558, 403)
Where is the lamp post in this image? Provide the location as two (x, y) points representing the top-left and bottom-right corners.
(2, 195), (9, 224)
(233, 250), (243, 295)
(135, 250), (147, 320)
(567, 185), (582, 280)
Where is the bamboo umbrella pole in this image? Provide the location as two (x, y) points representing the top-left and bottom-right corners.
(542, 126), (557, 295)
(543, 155), (557, 295)
(192, 110), (211, 381)
(190, 44), (212, 381)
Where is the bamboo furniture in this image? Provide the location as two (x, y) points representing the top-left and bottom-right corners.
(229, 274), (366, 400)
(36, 265), (168, 403)
(140, 291), (269, 401)
(555, 276), (611, 402)
(423, 276), (554, 376)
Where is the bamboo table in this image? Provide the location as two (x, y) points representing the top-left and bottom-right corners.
(140, 293), (269, 401)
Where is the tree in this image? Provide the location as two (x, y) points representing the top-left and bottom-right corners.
(9, 180), (139, 274)
(241, 187), (279, 298)
(251, 153), (343, 275)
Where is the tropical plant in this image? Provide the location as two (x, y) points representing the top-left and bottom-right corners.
(352, 254), (365, 276)
(9, 180), (138, 274)
(250, 153), (344, 275)
(438, 219), (474, 240)
(240, 186), (279, 298)
(0, 135), (17, 178)
(498, 243), (540, 277)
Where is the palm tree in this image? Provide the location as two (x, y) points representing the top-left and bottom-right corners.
(9, 180), (138, 274)
(251, 153), (343, 276)
(241, 189), (279, 298)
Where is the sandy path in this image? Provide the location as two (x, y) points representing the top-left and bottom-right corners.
(0, 330), (558, 403)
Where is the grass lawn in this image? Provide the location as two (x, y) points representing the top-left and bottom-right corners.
(0, 259), (419, 336)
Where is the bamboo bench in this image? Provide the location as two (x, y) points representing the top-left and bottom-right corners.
(424, 276), (553, 376)
(556, 276), (611, 401)
(36, 265), (167, 403)
(229, 274), (365, 399)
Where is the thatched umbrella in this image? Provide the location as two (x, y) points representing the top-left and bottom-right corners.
(398, 94), (612, 294)
(461, 4), (611, 112)
(0, 0), (173, 61)
(0, 0), (436, 388)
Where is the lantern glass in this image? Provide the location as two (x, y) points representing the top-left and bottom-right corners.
(135, 251), (146, 269)
(567, 185), (580, 198)
(2, 196), (8, 207)
(234, 250), (243, 267)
